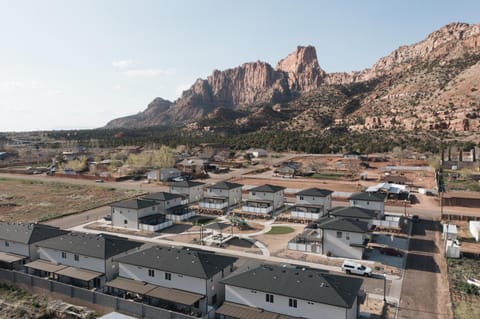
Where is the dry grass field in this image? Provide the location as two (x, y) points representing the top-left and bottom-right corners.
(0, 177), (143, 222)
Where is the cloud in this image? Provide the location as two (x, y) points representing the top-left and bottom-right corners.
(121, 68), (174, 77)
(112, 60), (134, 69)
(0, 80), (42, 90)
(112, 85), (121, 90)
(47, 89), (62, 96)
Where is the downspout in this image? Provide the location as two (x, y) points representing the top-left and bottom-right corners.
(205, 278), (208, 315)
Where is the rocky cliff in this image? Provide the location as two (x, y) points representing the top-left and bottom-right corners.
(106, 22), (480, 136)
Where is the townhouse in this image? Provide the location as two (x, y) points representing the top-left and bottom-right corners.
(291, 188), (333, 220)
(25, 232), (143, 289)
(218, 264), (363, 319)
(242, 184), (285, 216)
(109, 246), (237, 316)
(170, 180), (205, 203)
(0, 222), (67, 270)
(199, 181), (243, 211)
(348, 192), (386, 219)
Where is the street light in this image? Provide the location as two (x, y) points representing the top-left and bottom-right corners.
(383, 273), (387, 303)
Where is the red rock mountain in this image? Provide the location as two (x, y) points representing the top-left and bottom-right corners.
(106, 22), (480, 135)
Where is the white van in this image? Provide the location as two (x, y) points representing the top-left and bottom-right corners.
(341, 260), (372, 276)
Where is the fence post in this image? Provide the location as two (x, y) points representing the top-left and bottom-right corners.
(115, 297), (119, 310)
(70, 285), (74, 298)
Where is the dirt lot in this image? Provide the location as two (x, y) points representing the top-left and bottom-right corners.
(0, 177), (143, 222)
(448, 255), (480, 319)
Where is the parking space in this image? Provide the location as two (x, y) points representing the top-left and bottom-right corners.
(365, 234), (409, 268)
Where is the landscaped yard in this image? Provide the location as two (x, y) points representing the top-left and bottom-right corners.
(0, 178), (144, 222)
(266, 226), (295, 235)
(448, 255), (480, 319)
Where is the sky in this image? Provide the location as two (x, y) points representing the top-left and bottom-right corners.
(0, 0), (479, 132)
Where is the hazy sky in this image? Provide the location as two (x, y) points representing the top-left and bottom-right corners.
(1, 0), (479, 132)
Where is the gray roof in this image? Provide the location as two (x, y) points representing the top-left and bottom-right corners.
(348, 192), (386, 202)
(35, 232), (143, 259)
(249, 184), (285, 193)
(329, 206), (376, 219)
(0, 223), (68, 244)
(296, 188), (333, 197)
(142, 192), (183, 202)
(110, 198), (156, 209)
(170, 180), (205, 188)
(316, 217), (370, 233)
(115, 246), (237, 279)
(209, 181), (243, 190)
(221, 265), (362, 308)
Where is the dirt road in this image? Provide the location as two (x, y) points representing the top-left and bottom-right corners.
(398, 219), (452, 319)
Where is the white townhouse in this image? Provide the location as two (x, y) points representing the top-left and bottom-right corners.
(199, 181), (243, 211)
(0, 223), (67, 270)
(218, 264), (363, 319)
(242, 184), (285, 215)
(349, 192), (386, 219)
(111, 198), (160, 230)
(109, 246), (237, 317)
(25, 232), (143, 289)
(170, 180), (205, 203)
(291, 188), (333, 220)
(329, 206), (377, 224)
(143, 191), (193, 222)
(288, 216), (370, 259)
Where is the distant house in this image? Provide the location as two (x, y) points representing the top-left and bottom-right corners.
(26, 233), (143, 289)
(199, 182), (243, 211)
(147, 168), (181, 182)
(382, 175), (407, 185)
(176, 158), (206, 177)
(110, 246), (237, 316)
(242, 184), (285, 215)
(170, 180), (205, 203)
(343, 151), (362, 159)
(0, 223), (68, 270)
(348, 192), (386, 219)
(288, 217), (370, 259)
(275, 165), (296, 178)
(291, 188), (333, 220)
(246, 148), (268, 158)
(218, 264), (363, 319)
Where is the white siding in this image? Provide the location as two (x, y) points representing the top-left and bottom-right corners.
(249, 190), (284, 210)
(119, 263), (206, 295)
(296, 194), (331, 210)
(38, 247), (106, 273)
(225, 285), (350, 319)
(207, 187), (242, 207)
(350, 199), (384, 217)
(323, 229), (364, 259)
(0, 240), (29, 257)
(171, 185), (204, 203)
(112, 207), (139, 229)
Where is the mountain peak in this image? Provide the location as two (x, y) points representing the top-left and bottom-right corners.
(276, 45), (325, 92)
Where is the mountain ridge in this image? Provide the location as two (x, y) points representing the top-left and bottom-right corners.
(105, 22), (480, 137)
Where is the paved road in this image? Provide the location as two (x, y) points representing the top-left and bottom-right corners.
(398, 219), (452, 319)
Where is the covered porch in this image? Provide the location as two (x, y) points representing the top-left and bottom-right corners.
(0, 252), (27, 270)
(139, 214), (173, 232)
(242, 200), (273, 214)
(216, 301), (298, 319)
(290, 204), (324, 220)
(199, 196), (228, 210)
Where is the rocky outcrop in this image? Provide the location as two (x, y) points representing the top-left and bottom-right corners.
(276, 45), (325, 91)
(105, 97), (173, 128)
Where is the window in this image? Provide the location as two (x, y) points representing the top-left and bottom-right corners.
(61, 252), (67, 259)
(74, 254), (79, 261)
(252, 192), (256, 196)
(148, 269), (155, 277)
(124, 219), (128, 224)
(346, 232), (350, 240)
(4, 241), (9, 247)
(299, 196), (304, 200)
(336, 231), (342, 238)
(366, 201), (370, 205)
(265, 293), (274, 303)
(212, 294), (217, 304)
(165, 272), (171, 280)
(289, 298), (297, 308)
(193, 301), (199, 308)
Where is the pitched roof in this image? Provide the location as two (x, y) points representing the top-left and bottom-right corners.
(348, 192), (386, 202)
(209, 181), (243, 190)
(221, 265), (363, 308)
(115, 246), (237, 279)
(316, 217), (370, 233)
(142, 192), (183, 202)
(110, 198), (156, 209)
(0, 223), (68, 244)
(329, 206), (377, 219)
(296, 188), (333, 197)
(35, 232), (143, 259)
(249, 184), (285, 193)
(170, 180), (205, 188)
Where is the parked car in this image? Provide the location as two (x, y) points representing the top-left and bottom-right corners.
(95, 179), (104, 183)
(379, 246), (404, 257)
(104, 215), (112, 221)
(341, 260), (372, 276)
